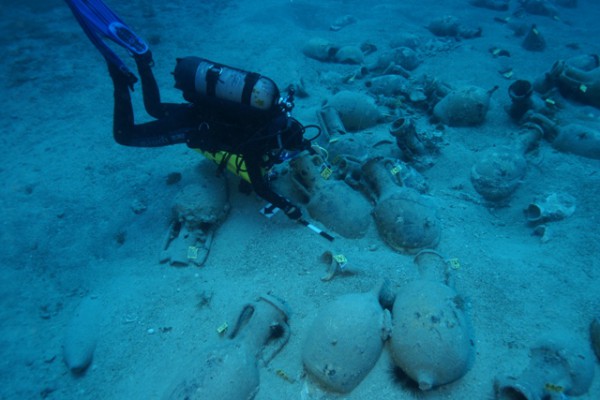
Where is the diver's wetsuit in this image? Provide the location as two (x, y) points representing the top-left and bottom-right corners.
(108, 53), (301, 217)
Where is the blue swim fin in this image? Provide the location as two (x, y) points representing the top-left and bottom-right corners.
(65, 0), (149, 82)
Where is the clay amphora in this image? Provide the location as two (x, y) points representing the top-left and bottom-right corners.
(290, 154), (371, 239)
(164, 295), (290, 400)
(390, 250), (475, 391)
(470, 122), (542, 203)
(302, 37), (339, 62)
(362, 157), (441, 253)
(525, 192), (576, 224)
(528, 112), (600, 159)
(433, 85), (497, 126)
(302, 283), (392, 393)
(507, 80), (535, 121)
(389, 117), (427, 163)
(521, 24), (546, 52)
(556, 55), (600, 108)
(494, 332), (595, 399)
(160, 171), (229, 266)
(325, 90), (383, 131)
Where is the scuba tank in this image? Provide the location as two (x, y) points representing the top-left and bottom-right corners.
(173, 56), (281, 113)
(174, 57), (310, 183)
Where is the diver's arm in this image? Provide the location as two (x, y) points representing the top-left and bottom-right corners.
(244, 153), (302, 219)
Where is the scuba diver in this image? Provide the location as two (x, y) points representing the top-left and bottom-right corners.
(65, 0), (316, 222)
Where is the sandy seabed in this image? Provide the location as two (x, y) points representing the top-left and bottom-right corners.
(1, 0), (599, 399)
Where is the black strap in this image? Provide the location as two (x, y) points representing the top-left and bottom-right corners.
(205, 65), (222, 97)
(242, 72), (260, 106)
(216, 151), (233, 176)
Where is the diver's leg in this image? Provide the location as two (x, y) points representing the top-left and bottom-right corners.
(133, 51), (162, 118)
(108, 61), (197, 147)
(133, 51), (186, 119)
(108, 61), (136, 143)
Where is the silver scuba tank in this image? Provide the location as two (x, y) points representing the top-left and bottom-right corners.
(173, 56), (280, 112)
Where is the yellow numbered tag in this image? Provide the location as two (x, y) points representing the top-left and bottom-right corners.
(544, 383), (564, 393)
(503, 70), (513, 79)
(216, 322), (228, 334)
(545, 98), (556, 105)
(448, 258), (461, 270)
(492, 48), (501, 56)
(333, 254), (348, 267)
(320, 165), (333, 179)
(390, 165), (402, 176)
(532, 27), (539, 35)
(187, 246), (199, 260)
(579, 84), (588, 93)
(276, 369), (295, 383)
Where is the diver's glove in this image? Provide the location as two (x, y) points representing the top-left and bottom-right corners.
(283, 204), (302, 220)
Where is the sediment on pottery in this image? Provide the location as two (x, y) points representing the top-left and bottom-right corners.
(302, 283), (392, 393)
(389, 33), (422, 50)
(535, 55), (600, 105)
(163, 295), (290, 400)
(325, 90), (383, 131)
(522, 24), (546, 52)
(302, 37), (339, 62)
(329, 14), (356, 31)
(470, 147), (527, 203)
(365, 74), (410, 97)
(334, 45), (364, 64)
(290, 154), (371, 239)
(433, 85), (497, 126)
(563, 54), (599, 71)
(507, 80), (534, 121)
(427, 15), (460, 37)
(390, 254), (475, 391)
(427, 15), (481, 39)
(388, 116), (438, 167)
(367, 47), (421, 73)
(363, 158), (441, 253)
(526, 111), (600, 159)
(525, 192), (576, 224)
(494, 332), (595, 399)
(161, 177), (230, 266)
(316, 106), (346, 139)
(470, 123), (542, 204)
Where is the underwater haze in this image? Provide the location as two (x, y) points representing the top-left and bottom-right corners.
(1, 0), (599, 399)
